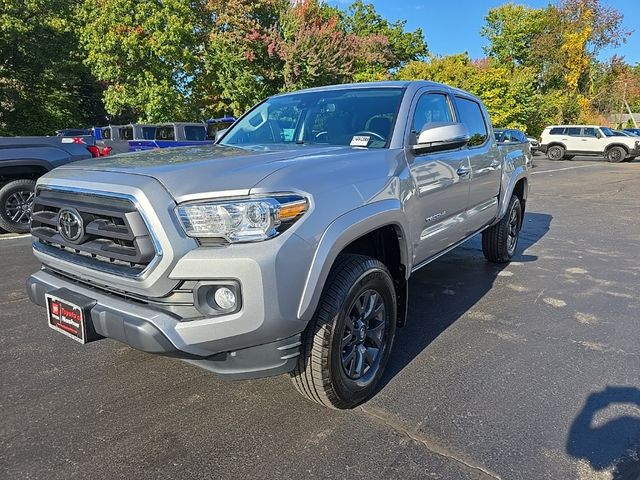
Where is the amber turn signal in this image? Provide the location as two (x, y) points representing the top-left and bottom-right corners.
(279, 200), (308, 221)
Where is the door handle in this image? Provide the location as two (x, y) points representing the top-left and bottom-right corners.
(457, 166), (471, 177)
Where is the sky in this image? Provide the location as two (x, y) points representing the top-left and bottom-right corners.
(330, 0), (639, 64)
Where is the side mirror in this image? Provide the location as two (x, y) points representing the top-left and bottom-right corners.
(596, 132), (602, 139)
(413, 123), (470, 154)
(215, 128), (228, 142)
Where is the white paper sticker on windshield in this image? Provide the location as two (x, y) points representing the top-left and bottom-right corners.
(350, 135), (370, 147)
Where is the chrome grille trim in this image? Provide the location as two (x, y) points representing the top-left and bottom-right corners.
(31, 186), (163, 278)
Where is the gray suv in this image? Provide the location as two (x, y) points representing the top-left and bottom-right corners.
(27, 81), (529, 409)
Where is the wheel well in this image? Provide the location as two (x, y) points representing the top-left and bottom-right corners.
(342, 225), (408, 327)
(547, 142), (565, 150)
(513, 178), (527, 214)
(0, 165), (48, 184)
(605, 143), (629, 153)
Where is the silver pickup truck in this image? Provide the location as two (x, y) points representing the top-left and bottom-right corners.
(26, 81), (530, 409)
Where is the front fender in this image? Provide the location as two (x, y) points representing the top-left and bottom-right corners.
(492, 151), (529, 225)
(297, 199), (410, 322)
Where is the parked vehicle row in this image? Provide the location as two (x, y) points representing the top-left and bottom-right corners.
(75, 117), (237, 155)
(540, 125), (639, 163)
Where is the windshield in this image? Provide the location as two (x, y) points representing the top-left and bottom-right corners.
(600, 127), (617, 137)
(220, 88), (404, 149)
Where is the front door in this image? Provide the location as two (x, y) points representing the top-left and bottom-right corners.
(406, 90), (471, 265)
(579, 127), (605, 153)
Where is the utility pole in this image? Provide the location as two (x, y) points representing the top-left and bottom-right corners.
(622, 82), (638, 129)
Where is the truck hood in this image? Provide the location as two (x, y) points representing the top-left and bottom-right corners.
(58, 144), (356, 203)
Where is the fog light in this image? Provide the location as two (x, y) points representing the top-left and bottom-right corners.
(214, 287), (236, 310)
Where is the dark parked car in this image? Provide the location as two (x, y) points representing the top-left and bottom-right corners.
(494, 128), (534, 166)
(0, 136), (100, 233)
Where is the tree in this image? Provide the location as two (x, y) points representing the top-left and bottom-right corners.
(397, 54), (541, 133)
(80, 0), (212, 122)
(0, 0), (106, 135)
(345, 0), (427, 81)
(480, 4), (547, 67)
(277, 1), (358, 91)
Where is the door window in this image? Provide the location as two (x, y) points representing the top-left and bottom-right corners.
(455, 97), (488, 147)
(412, 93), (454, 135)
(582, 127), (597, 137)
(567, 127), (581, 136)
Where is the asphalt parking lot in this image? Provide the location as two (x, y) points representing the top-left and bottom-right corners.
(1, 157), (639, 480)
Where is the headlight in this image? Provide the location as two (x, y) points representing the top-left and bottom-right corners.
(175, 195), (309, 242)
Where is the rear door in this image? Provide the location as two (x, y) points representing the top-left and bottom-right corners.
(454, 95), (501, 234)
(405, 89), (471, 264)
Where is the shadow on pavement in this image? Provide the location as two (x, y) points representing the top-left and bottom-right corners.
(567, 387), (640, 480)
(378, 211), (552, 389)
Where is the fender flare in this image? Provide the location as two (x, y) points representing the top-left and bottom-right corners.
(297, 199), (410, 322)
(604, 143), (630, 153)
(492, 167), (529, 225)
(546, 141), (566, 151)
(0, 159), (52, 172)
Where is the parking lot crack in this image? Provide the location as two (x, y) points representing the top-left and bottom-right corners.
(359, 405), (502, 480)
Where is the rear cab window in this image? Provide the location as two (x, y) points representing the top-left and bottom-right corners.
(155, 126), (175, 140)
(185, 125), (206, 141)
(142, 127), (157, 140)
(455, 96), (488, 147)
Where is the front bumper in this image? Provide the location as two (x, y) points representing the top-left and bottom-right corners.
(27, 267), (305, 379)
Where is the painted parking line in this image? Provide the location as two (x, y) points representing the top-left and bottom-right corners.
(531, 164), (601, 175)
(0, 234), (31, 241)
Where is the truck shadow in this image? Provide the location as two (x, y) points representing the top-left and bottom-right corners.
(566, 387), (640, 480)
(378, 211), (552, 389)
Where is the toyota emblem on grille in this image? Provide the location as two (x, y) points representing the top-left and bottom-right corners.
(57, 208), (84, 243)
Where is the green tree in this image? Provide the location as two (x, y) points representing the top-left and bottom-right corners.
(80, 0), (212, 122)
(0, 0), (106, 135)
(397, 54), (540, 133)
(345, 0), (427, 81)
(480, 3), (547, 67)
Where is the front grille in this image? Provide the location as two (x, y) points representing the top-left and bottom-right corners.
(31, 189), (156, 275)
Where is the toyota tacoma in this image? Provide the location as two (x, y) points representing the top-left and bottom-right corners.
(26, 81), (529, 409)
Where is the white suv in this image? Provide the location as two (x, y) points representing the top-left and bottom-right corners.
(540, 125), (639, 163)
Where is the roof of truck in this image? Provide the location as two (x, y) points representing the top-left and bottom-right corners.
(272, 80), (470, 95)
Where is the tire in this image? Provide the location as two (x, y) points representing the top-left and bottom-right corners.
(291, 254), (397, 409)
(482, 195), (522, 263)
(562, 155), (575, 160)
(0, 179), (36, 234)
(547, 145), (565, 161)
(606, 146), (626, 163)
